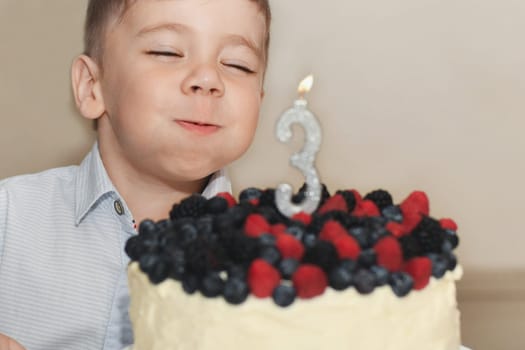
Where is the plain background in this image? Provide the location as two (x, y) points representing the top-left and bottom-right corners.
(1, 1), (524, 349)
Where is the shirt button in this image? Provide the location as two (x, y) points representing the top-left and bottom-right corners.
(114, 200), (124, 216)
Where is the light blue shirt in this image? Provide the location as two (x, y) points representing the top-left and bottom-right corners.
(0, 143), (231, 350)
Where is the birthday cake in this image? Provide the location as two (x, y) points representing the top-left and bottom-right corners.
(125, 186), (462, 350)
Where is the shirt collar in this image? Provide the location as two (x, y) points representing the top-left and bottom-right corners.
(74, 142), (233, 225)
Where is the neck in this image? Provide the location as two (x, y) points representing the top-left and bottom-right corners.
(97, 140), (209, 223)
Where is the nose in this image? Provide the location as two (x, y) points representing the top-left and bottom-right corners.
(181, 63), (225, 97)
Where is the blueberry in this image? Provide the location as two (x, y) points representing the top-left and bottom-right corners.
(445, 253), (457, 271)
(148, 258), (170, 284)
(258, 233), (276, 247)
(302, 233), (317, 248)
(358, 249), (377, 268)
(340, 259), (358, 273)
(228, 206), (250, 228)
(286, 225), (305, 241)
(389, 272), (414, 297)
(427, 253), (448, 278)
(354, 269), (376, 294)
(260, 246), (281, 266)
(444, 231), (459, 249)
(155, 219), (172, 232)
(239, 187), (263, 202)
(369, 227), (389, 246)
(182, 274), (200, 294)
(200, 272), (225, 297)
(141, 232), (161, 253)
(206, 196), (229, 215)
(279, 258), (300, 279)
(125, 236), (143, 261)
(329, 266), (353, 290)
(272, 285), (296, 307)
(441, 240), (454, 253)
(350, 227), (370, 248)
(223, 277), (249, 304)
(138, 219), (157, 235)
(178, 222), (198, 245)
(370, 265), (389, 286)
(381, 205), (403, 223)
(196, 216), (214, 235)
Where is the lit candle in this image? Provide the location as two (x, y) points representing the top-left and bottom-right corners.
(275, 75), (322, 217)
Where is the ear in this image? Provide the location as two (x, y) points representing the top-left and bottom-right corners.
(71, 55), (105, 120)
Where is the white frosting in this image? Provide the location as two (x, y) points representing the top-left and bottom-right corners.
(129, 263), (462, 350)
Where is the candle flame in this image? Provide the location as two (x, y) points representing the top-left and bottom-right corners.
(298, 75), (314, 96)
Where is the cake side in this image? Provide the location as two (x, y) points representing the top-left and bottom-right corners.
(129, 262), (462, 350)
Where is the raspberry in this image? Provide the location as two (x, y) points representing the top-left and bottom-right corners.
(403, 257), (432, 290)
(364, 189), (393, 210)
(292, 212), (312, 225)
(385, 221), (408, 238)
(276, 235), (305, 260)
(374, 236), (403, 272)
(247, 259), (281, 298)
(333, 235), (361, 260)
(400, 191), (429, 216)
(216, 192), (237, 208)
(439, 218), (458, 231)
(318, 194), (348, 215)
(319, 220), (348, 242)
(401, 210), (422, 233)
(292, 264), (328, 299)
(244, 214), (271, 238)
(270, 223), (288, 237)
(352, 200), (380, 217)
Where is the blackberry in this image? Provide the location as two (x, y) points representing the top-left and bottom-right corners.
(200, 271), (225, 297)
(329, 265), (353, 290)
(412, 217), (445, 254)
(389, 272), (414, 297)
(185, 238), (213, 276)
(138, 219), (156, 235)
(303, 241), (339, 273)
(399, 235), (422, 259)
(239, 187), (263, 203)
(223, 278), (249, 304)
(335, 190), (357, 212)
(272, 285), (296, 307)
(206, 196), (229, 215)
(226, 205), (251, 228)
(258, 188), (276, 207)
(224, 234), (259, 265)
(195, 215), (214, 236)
(364, 190), (393, 210)
(354, 269), (376, 294)
(170, 194), (207, 219)
(279, 258), (300, 279)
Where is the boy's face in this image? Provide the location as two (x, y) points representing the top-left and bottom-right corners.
(98, 0), (266, 183)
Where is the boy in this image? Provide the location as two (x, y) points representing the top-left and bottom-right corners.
(0, 0), (271, 349)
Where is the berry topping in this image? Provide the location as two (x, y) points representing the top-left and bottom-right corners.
(364, 189), (394, 210)
(272, 285), (297, 307)
(276, 235), (305, 261)
(292, 265), (328, 299)
(318, 194), (349, 215)
(439, 218), (458, 231)
(374, 236), (403, 272)
(244, 214), (271, 238)
(403, 257), (432, 290)
(247, 259), (281, 298)
(352, 200), (381, 217)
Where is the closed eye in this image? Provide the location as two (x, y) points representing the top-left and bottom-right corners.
(225, 63), (256, 74)
(147, 50), (183, 57)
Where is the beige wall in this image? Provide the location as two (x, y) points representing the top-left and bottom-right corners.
(1, 1), (524, 273)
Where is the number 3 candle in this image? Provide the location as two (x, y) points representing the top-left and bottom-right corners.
(275, 75), (322, 217)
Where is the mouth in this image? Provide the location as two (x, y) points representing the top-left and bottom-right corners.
(175, 119), (221, 135)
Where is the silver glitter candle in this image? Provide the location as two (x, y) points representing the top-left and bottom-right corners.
(275, 75), (322, 217)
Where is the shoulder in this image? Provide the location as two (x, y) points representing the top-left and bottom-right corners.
(0, 165), (80, 202)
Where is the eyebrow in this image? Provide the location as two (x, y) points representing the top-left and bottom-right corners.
(136, 22), (263, 59)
